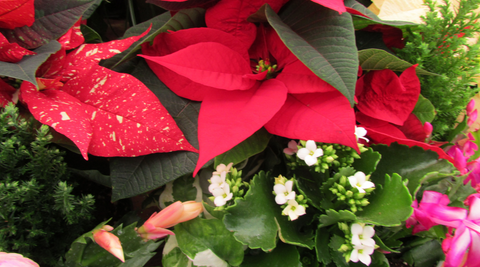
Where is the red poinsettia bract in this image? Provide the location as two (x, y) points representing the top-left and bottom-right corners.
(0, 0), (35, 29)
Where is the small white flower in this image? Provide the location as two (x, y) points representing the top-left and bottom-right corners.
(351, 223), (375, 247)
(282, 199), (306, 221)
(283, 140), (299, 155)
(350, 244), (374, 266)
(297, 140), (323, 166)
(348, 172), (375, 193)
(355, 126), (369, 143)
(208, 171), (227, 193)
(212, 184), (233, 207)
(213, 162), (233, 175)
(274, 180), (296, 205)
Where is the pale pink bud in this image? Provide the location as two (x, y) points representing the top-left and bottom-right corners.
(423, 122), (433, 137)
(467, 99), (476, 115)
(176, 201), (204, 224)
(468, 109), (478, 126)
(0, 252), (39, 267)
(93, 226), (125, 262)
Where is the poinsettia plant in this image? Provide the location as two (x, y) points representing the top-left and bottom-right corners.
(2, 0), (480, 266)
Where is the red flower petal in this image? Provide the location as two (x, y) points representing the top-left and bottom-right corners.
(0, 32), (35, 63)
(311, 0), (346, 14)
(396, 113), (426, 142)
(265, 91), (358, 151)
(0, 0), (34, 29)
(276, 60), (338, 94)
(193, 79), (288, 175)
(57, 18), (84, 50)
(0, 78), (16, 107)
(356, 111), (407, 139)
(355, 65), (420, 126)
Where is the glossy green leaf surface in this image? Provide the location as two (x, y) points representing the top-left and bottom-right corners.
(352, 147), (382, 175)
(371, 143), (456, 197)
(356, 173), (412, 226)
(412, 94), (436, 124)
(240, 242), (302, 267)
(224, 171), (314, 251)
(266, 0), (358, 105)
(110, 60), (202, 201)
(175, 217), (244, 266)
(358, 49), (436, 76)
(0, 41), (60, 87)
(215, 128), (271, 168)
(162, 247), (191, 267)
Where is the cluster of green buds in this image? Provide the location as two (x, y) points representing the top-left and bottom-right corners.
(273, 175), (308, 221)
(208, 163), (249, 210)
(256, 59), (278, 79)
(323, 168), (375, 213)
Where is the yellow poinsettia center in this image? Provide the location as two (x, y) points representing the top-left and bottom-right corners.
(256, 59), (278, 79)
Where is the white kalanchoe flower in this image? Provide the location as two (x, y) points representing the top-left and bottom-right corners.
(297, 140), (323, 166)
(355, 126), (369, 143)
(283, 140), (299, 155)
(212, 184), (233, 207)
(213, 162), (233, 175)
(282, 199), (306, 221)
(348, 171), (375, 193)
(350, 244), (375, 266)
(351, 223), (376, 247)
(208, 171), (227, 193)
(274, 180), (296, 205)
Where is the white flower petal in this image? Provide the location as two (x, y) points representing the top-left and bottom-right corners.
(288, 209), (299, 221)
(362, 237), (376, 247)
(285, 180), (293, 192)
(355, 172), (366, 183)
(295, 205), (306, 216)
(350, 249), (359, 262)
(363, 226), (375, 238)
(351, 223), (363, 235)
(211, 175), (223, 184)
(214, 196), (227, 206)
(348, 176), (358, 188)
(285, 191), (296, 200)
(274, 184), (287, 195)
(305, 140), (317, 151)
(312, 148), (323, 158)
(275, 194), (287, 205)
(304, 155), (317, 166)
(212, 187), (225, 197)
(361, 181), (375, 190)
(351, 235), (362, 246)
(297, 148), (309, 160)
(358, 251), (372, 266)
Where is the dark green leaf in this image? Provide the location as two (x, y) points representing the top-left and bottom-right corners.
(80, 24), (102, 43)
(329, 235), (349, 267)
(413, 94), (436, 124)
(0, 41), (61, 87)
(402, 239), (444, 267)
(110, 60), (203, 201)
(172, 175), (197, 202)
(319, 209), (356, 228)
(162, 247), (191, 267)
(175, 217), (244, 266)
(356, 173), (413, 226)
(0, 0), (97, 49)
(69, 168), (111, 187)
(358, 49), (437, 75)
(223, 171), (314, 251)
(352, 147), (382, 175)
(315, 229), (331, 265)
(371, 143), (456, 198)
(296, 176), (323, 210)
(266, 0), (358, 105)
(240, 242), (302, 267)
(215, 128), (272, 167)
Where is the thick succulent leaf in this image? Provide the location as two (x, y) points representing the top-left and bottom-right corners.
(319, 209), (357, 228)
(315, 230), (332, 265)
(0, 0), (34, 29)
(265, 92), (358, 152)
(0, 40), (60, 87)
(175, 217), (244, 266)
(147, 0), (215, 10)
(358, 49), (437, 76)
(223, 171), (314, 251)
(296, 175), (324, 210)
(109, 60), (202, 201)
(351, 147), (382, 175)
(412, 94), (436, 124)
(240, 242), (302, 267)
(104, 8), (206, 69)
(370, 143), (457, 198)
(266, 0), (358, 105)
(356, 173), (412, 226)
(214, 128), (272, 167)
(162, 247), (191, 267)
(0, 0), (96, 49)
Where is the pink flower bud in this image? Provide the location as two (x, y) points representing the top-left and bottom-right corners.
(467, 99), (476, 115)
(423, 122), (433, 137)
(92, 225), (125, 262)
(468, 109), (478, 126)
(0, 252), (39, 267)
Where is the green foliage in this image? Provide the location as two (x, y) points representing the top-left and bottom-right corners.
(0, 104), (95, 266)
(395, 0), (480, 139)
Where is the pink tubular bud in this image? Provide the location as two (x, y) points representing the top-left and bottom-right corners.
(467, 99), (476, 115)
(93, 226), (125, 262)
(423, 122), (433, 138)
(468, 109), (478, 126)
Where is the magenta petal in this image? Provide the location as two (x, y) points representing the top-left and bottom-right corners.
(468, 195), (480, 220)
(421, 203), (467, 228)
(193, 79), (288, 175)
(466, 231), (480, 267)
(265, 91), (358, 152)
(445, 225), (471, 267)
(311, 0), (346, 13)
(421, 190), (450, 205)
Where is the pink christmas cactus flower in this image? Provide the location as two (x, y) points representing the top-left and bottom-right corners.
(0, 252), (39, 267)
(136, 201), (203, 240)
(92, 225), (125, 262)
(406, 191), (450, 234)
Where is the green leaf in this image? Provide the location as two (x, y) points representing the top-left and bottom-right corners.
(0, 0), (97, 49)
(352, 147), (382, 175)
(266, 0), (358, 106)
(318, 209), (356, 228)
(329, 235), (349, 267)
(162, 247), (191, 267)
(104, 8), (206, 69)
(0, 41), (61, 87)
(413, 94), (436, 124)
(203, 202), (227, 220)
(446, 116), (468, 142)
(223, 171), (314, 251)
(402, 239), (444, 267)
(80, 24), (102, 43)
(69, 168), (111, 188)
(296, 176), (324, 210)
(371, 143), (457, 198)
(240, 242), (302, 267)
(358, 49), (437, 76)
(215, 128), (272, 168)
(315, 229), (332, 265)
(110, 60), (203, 201)
(356, 173), (413, 226)
(175, 217), (244, 266)
(172, 175), (197, 202)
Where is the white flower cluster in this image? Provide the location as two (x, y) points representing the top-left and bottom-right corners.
(350, 223), (376, 266)
(273, 175), (306, 221)
(208, 163), (234, 207)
